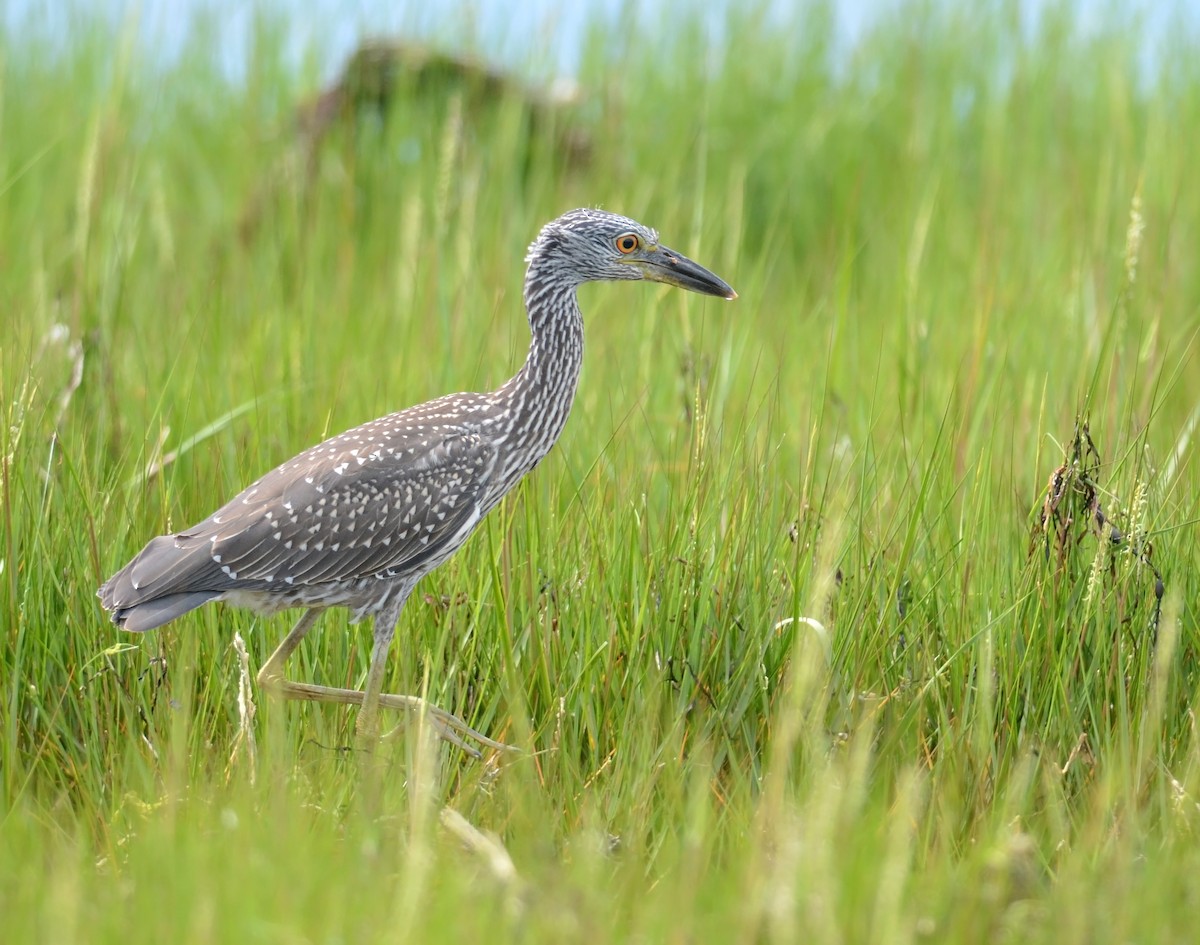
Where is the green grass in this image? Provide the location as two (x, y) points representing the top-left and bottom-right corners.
(4, 1), (1200, 941)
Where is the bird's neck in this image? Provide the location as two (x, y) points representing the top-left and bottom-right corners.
(490, 265), (585, 487)
(520, 263), (585, 386)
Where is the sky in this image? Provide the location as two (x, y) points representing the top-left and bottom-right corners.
(3, 0), (1192, 84)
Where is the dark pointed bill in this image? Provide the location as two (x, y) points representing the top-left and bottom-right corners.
(638, 245), (737, 300)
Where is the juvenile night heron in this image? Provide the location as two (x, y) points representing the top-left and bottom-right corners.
(98, 209), (736, 756)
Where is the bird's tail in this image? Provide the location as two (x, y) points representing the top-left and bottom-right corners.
(98, 534), (222, 632)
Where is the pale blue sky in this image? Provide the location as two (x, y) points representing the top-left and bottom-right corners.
(3, 0), (1191, 83)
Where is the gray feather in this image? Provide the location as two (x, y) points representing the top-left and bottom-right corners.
(97, 409), (496, 629)
(109, 592), (221, 632)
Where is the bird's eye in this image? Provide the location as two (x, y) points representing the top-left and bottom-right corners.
(616, 233), (639, 254)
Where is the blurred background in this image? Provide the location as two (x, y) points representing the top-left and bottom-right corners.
(6, 0), (1194, 80)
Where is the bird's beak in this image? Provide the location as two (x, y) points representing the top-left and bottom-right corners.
(633, 245), (737, 300)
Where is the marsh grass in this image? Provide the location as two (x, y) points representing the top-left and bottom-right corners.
(3, 2), (1200, 942)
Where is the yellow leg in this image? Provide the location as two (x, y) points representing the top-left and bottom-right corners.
(354, 625), (392, 747)
(256, 608), (514, 758)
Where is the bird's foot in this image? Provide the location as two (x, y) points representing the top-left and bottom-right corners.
(378, 698), (516, 760)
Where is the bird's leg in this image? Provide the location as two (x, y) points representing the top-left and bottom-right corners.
(358, 617), (517, 757)
(255, 608), (513, 758)
(256, 607), (325, 690)
(353, 621), (394, 747)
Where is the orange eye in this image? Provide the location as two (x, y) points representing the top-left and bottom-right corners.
(616, 233), (639, 254)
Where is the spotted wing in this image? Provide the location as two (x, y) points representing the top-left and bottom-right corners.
(193, 430), (496, 588)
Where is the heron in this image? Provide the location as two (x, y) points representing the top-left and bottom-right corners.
(98, 208), (736, 756)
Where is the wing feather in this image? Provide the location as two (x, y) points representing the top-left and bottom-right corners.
(203, 431), (495, 588)
(99, 394), (506, 628)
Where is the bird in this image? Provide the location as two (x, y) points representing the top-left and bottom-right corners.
(98, 208), (737, 757)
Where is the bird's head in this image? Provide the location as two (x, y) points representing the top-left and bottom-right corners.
(527, 209), (737, 300)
